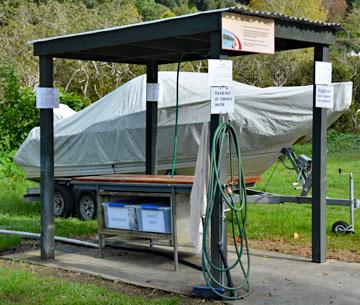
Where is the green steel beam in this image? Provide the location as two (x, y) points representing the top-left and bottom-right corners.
(275, 22), (337, 46)
(33, 13), (220, 58)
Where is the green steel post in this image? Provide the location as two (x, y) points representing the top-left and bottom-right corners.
(146, 62), (158, 175)
(39, 56), (55, 260)
(209, 30), (229, 287)
(312, 45), (329, 263)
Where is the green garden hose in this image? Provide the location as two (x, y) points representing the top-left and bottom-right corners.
(169, 60), (250, 299)
(202, 122), (250, 300)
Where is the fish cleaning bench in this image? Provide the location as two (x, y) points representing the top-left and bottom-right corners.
(71, 174), (260, 271)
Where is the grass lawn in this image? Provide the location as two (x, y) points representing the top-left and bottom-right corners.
(247, 132), (360, 254)
(0, 152), (97, 250)
(0, 131), (358, 304)
(0, 186), (97, 251)
(0, 260), (179, 305)
(0, 131), (359, 255)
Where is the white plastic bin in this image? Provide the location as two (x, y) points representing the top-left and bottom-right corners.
(103, 202), (137, 230)
(136, 204), (171, 233)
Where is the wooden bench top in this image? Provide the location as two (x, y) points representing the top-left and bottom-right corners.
(73, 174), (261, 185)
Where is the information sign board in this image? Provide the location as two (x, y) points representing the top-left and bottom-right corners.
(222, 12), (275, 54)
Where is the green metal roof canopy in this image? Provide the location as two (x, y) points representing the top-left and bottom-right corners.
(32, 7), (341, 64)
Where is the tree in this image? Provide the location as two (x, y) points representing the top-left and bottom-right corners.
(249, 0), (328, 21)
(135, 0), (169, 20)
(172, 0), (197, 15)
(157, 0), (185, 9)
(333, 2), (360, 132)
(346, 0), (360, 8)
(190, 0), (237, 11)
(342, 1), (360, 48)
(323, 0), (348, 22)
(0, 0), (144, 100)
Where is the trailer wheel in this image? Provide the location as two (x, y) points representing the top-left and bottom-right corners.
(54, 185), (74, 217)
(332, 220), (350, 233)
(76, 191), (97, 220)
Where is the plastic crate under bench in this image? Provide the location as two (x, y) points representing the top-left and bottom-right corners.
(103, 202), (171, 234)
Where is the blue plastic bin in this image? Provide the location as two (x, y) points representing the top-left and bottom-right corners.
(103, 202), (137, 230)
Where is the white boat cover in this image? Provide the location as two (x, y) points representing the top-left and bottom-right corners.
(53, 104), (77, 122)
(14, 72), (352, 179)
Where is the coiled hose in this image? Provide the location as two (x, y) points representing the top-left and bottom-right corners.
(169, 59), (250, 299)
(202, 122), (250, 300)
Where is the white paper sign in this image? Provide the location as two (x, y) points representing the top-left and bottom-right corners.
(315, 62), (332, 85)
(208, 59), (233, 87)
(146, 83), (160, 101)
(36, 87), (59, 109)
(141, 210), (165, 233)
(210, 86), (234, 114)
(316, 84), (334, 109)
(108, 208), (130, 230)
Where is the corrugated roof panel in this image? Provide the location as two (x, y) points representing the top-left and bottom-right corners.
(228, 7), (342, 30)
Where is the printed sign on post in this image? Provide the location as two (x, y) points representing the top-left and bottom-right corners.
(222, 12), (275, 54)
(36, 87), (59, 109)
(316, 84), (334, 109)
(208, 59), (233, 87)
(315, 62), (333, 108)
(210, 86), (234, 114)
(315, 62), (332, 85)
(146, 83), (160, 101)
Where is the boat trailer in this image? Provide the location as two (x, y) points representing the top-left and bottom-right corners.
(246, 147), (359, 233)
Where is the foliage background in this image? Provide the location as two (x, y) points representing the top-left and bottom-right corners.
(0, 0), (359, 153)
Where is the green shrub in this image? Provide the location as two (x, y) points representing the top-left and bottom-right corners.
(327, 129), (360, 154)
(0, 65), (90, 152)
(0, 150), (28, 192)
(0, 65), (38, 152)
(60, 89), (91, 112)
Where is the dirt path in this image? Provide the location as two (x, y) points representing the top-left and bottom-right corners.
(249, 239), (360, 263)
(2, 238), (359, 263)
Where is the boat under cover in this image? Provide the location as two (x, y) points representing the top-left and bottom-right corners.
(14, 72), (352, 179)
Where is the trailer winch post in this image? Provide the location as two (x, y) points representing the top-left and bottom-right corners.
(340, 169), (356, 232)
(350, 173), (355, 232)
(39, 56), (55, 260)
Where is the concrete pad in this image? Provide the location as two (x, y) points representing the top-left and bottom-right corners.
(4, 244), (204, 296)
(4, 244), (360, 305)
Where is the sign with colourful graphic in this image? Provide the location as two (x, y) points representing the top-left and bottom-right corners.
(222, 12), (275, 54)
